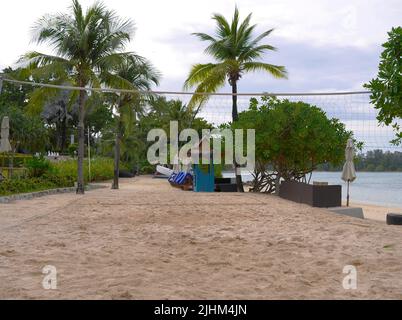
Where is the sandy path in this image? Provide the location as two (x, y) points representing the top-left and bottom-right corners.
(1, 176), (402, 300)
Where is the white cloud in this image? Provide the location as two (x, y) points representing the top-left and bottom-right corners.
(0, 0), (401, 92)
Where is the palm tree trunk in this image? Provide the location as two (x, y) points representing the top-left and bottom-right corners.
(76, 89), (86, 194)
(231, 81), (244, 192)
(112, 114), (122, 190)
(232, 81), (239, 122)
(60, 117), (67, 153)
(61, 102), (67, 153)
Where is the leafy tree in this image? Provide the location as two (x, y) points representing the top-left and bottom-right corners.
(41, 89), (114, 154)
(0, 68), (48, 153)
(317, 149), (402, 172)
(0, 105), (48, 154)
(85, 100), (114, 138)
(98, 96), (213, 172)
(145, 96), (204, 132)
(41, 90), (76, 153)
(20, 0), (135, 194)
(108, 55), (160, 189)
(355, 150), (402, 172)
(364, 27), (402, 145)
(143, 96), (213, 137)
(232, 96), (357, 193)
(184, 7), (287, 191)
(0, 67), (33, 107)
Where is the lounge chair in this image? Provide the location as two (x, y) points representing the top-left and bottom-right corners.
(169, 172), (193, 191)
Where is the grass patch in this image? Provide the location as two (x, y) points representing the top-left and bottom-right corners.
(383, 244), (394, 250)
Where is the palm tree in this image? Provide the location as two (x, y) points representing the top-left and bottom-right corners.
(184, 7), (288, 192)
(110, 55), (160, 190)
(147, 96), (195, 132)
(21, 0), (135, 194)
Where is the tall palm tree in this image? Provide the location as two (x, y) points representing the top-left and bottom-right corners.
(184, 7), (288, 192)
(110, 55), (160, 190)
(21, 0), (135, 194)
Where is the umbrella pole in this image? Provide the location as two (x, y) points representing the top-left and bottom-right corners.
(346, 180), (350, 207)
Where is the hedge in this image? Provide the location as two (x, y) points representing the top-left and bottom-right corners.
(0, 157), (127, 196)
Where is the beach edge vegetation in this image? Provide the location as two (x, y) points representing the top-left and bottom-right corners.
(364, 26), (402, 145)
(1, 1), (401, 198)
(232, 96), (359, 193)
(0, 157), (127, 196)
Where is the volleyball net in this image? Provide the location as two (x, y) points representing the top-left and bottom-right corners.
(159, 91), (400, 153)
(1, 76), (401, 152)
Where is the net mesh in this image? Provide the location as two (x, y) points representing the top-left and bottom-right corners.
(160, 92), (401, 152)
(1, 76), (400, 152)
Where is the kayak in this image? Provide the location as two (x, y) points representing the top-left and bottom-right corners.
(156, 165), (174, 177)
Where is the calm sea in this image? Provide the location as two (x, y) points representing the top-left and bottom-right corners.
(222, 171), (402, 208)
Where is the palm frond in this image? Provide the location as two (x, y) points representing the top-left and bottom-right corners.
(183, 63), (219, 89)
(237, 13), (253, 37)
(19, 51), (69, 67)
(96, 52), (133, 72)
(192, 32), (216, 43)
(239, 44), (277, 62)
(187, 7), (288, 98)
(242, 62), (288, 79)
(26, 79), (71, 115)
(248, 28), (275, 47)
(186, 64), (228, 109)
(231, 6), (240, 36)
(212, 13), (231, 38)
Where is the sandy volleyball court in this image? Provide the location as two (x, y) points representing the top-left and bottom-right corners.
(1, 176), (402, 299)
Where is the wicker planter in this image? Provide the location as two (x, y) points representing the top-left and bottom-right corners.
(215, 177), (237, 192)
(215, 178), (232, 184)
(279, 180), (341, 208)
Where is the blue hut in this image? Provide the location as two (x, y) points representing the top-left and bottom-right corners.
(193, 136), (215, 192)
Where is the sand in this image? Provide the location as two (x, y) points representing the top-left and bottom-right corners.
(353, 202), (402, 222)
(1, 176), (402, 300)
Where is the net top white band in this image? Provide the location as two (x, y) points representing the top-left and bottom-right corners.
(0, 76), (370, 97)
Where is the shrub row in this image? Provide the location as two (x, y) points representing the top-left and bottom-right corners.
(0, 158), (127, 196)
(52, 158), (124, 183)
(0, 176), (74, 196)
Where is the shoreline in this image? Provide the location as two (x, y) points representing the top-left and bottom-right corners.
(350, 202), (402, 222)
(224, 172), (402, 210)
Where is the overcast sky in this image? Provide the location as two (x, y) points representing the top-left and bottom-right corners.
(0, 0), (401, 93)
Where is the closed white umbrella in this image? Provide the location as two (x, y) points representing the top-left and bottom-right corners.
(0, 116), (12, 153)
(341, 139), (357, 207)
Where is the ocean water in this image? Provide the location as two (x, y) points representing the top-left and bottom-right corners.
(223, 171), (402, 208)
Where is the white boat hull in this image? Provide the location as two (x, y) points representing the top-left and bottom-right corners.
(156, 165), (174, 177)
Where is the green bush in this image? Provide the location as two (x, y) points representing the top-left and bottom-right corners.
(0, 178), (60, 196)
(51, 157), (127, 182)
(0, 157), (127, 196)
(0, 154), (32, 167)
(232, 96), (358, 193)
(68, 143), (78, 157)
(26, 155), (51, 178)
(214, 164), (223, 178)
(364, 27), (402, 145)
(140, 165), (155, 174)
(42, 172), (75, 188)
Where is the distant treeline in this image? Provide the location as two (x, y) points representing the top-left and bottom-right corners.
(318, 149), (402, 172)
